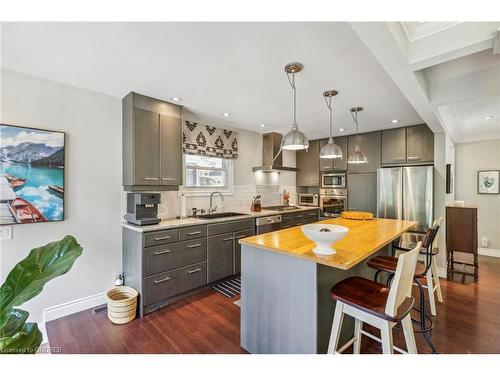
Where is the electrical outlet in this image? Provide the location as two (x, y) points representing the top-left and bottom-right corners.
(481, 236), (489, 248)
(0, 226), (12, 240)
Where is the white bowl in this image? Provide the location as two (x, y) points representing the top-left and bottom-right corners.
(301, 224), (349, 255)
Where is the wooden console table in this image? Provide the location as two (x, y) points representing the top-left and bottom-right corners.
(446, 205), (478, 282)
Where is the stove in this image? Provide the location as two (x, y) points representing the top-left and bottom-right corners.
(262, 205), (300, 212)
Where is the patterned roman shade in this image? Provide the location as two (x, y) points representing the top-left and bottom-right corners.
(183, 120), (238, 159)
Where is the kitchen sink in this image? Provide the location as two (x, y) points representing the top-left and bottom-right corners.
(197, 212), (248, 219)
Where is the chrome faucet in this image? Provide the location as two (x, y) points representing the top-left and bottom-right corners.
(209, 191), (224, 214)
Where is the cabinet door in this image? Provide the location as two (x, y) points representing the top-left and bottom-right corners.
(332, 136), (348, 171)
(347, 173), (377, 215)
(347, 132), (381, 173)
(134, 108), (160, 185)
(406, 124), (434, 163)
(207, 234), (234, 283)
(319, 139), (334, 172)
(159, 115), (182, 185)
(234, 228), (255, 274)
(296, 140), (320, 186)
(381, 128), (406, 165)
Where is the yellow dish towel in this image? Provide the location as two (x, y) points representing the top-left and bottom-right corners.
(341, 211), (374, 220)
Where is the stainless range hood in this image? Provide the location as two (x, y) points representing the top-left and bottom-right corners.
(252, 132), (299, 172)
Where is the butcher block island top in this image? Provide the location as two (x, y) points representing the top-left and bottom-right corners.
(239, 217), (416, 270)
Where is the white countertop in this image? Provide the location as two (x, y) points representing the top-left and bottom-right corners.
(121, 206), (319, 232)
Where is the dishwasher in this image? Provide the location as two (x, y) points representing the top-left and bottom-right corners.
(255, 215), (282, 234)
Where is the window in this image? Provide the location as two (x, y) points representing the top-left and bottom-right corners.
(184, 154), (232, 189)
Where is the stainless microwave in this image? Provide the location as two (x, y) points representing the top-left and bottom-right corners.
(321, 173), (346, 188)
(297, 193), (319, 207)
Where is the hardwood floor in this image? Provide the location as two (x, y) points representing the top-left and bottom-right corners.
(46, 256), (500, 354)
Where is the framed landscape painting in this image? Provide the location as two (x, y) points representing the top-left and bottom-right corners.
(0, 124), (65, 225)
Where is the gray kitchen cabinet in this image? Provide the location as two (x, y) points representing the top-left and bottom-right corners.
(234, 228), (255, 274)
(347, 173), (377, 215)
(296, 140), (320, 187)
(207, 233), (234, 283)
(381, 128), (406, 165)
(406, 124), (434, 164)
(123, 92), (182, 191)
(160, 114), (182, 186)
(347, 132), (381, 173)
(319, 136), (347, 172)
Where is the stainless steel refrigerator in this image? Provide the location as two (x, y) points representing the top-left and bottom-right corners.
(377, 166), (433, 233)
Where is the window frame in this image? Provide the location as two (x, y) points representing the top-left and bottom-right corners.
(180, 153), (234, 197)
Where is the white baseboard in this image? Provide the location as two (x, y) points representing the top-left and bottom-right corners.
(43, 292), (106, 323)
(478, 248), (500, 258)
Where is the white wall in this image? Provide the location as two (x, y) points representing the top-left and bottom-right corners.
(0, 69), (122, 324)
(455, 139), (500, 250)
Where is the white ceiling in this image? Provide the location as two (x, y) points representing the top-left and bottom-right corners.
(0, 22), (423, 139)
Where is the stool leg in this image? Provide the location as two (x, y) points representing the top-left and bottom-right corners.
(327, 302), (345, 354)
(353, 319), (362, 354)
(401, 315), (418, 354)
(431, 260), (443, 303)
(426, 269), (437, 316)
(380, 322), (394, 354)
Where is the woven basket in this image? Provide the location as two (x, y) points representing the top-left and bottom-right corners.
(106, 286), (138, 324)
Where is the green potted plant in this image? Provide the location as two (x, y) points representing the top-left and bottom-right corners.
(0, 235), (83, 354)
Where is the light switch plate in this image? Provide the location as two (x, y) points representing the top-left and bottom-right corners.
(0, 226), (13, 240)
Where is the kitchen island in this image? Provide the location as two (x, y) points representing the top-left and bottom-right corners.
(239, 217), (416, 354)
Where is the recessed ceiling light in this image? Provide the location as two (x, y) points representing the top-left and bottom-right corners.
(483, 115), (494, 120)
(339, 128), (345, 132)
(260, 124), (268, 128)
(391, 119), (399, 124)
(171, 97), (182, 102)
(223, 113), (231, 117)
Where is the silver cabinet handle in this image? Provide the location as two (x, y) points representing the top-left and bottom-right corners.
(154, 276), (171, 284)
(187, 267), (202, 274)
(187, 243), (202, 248)
(295, 215), (303, 218)
(407, 156), (420, 161)
(223, 237), (233, 241)
(235, 235), (247, 239)
(153, 249), (171, 255)
(187, 231), (202, 235)
(144, 177), (159, 181)
(162, 177), (175, 181)
(155, 235), (172, 241)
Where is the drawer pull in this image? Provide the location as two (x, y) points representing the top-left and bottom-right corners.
(235, 235), (247, 239)
(223, 237), (233, 241)
(407, 156), (420, 161)
(153, 249), (171, 255)
(162, 177), (175, 181)
(154, 276), (171, 284)
(143, 177), (159, 181)
(155, 235), (172, 241)
(187, 243), (202, 248)
(187, 230), (202, 235)
(392, 157), (405, 162)
(187, 267), (202, 274)
(295, 215), (303, 218)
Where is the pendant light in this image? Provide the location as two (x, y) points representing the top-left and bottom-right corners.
(281, 62), (309, 151)
(347, 107), (368, 164)
(319, 90), (342, 159)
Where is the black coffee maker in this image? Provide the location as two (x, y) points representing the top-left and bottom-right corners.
(126, 193), (161, 226)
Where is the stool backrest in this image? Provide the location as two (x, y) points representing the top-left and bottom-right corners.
(431, 217), (443, 251)
(385, 241), (422, 317)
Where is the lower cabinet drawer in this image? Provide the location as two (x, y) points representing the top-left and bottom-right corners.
(143, 261), (207, 306)
(144, 239), (207, 276)
(144, 229), (179, 247)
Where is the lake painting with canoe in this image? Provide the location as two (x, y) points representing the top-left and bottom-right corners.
(0, 124), (65, 225)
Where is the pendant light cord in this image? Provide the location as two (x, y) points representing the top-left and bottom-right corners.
(324, 95), (333, 140)
(287, 71), (298, 129)
(350, 110), (359, 134)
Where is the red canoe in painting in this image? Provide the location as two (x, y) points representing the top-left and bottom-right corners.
(48, 185), (64, 195)
(9, 197), (47, 223)
(5, 174), (27, 188)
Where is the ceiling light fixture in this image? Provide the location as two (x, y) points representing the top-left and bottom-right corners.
(171, 97), (182, 102)
(347, 107), (368, 165)
(339, 128), (345, 132)
(223, 112), (231, 117)
(391, 119), (399, 124)
(320, 90), (343, 159)
(280, 62), (309, 151)
(483, 115), (494, 120)
(260, 124), (268, 128)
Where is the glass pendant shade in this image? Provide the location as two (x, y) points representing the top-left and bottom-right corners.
(281, 126), (309, 150)
(347, 145), (368, 164)
(319, 138), (342, 159)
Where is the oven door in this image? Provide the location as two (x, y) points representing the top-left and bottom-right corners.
(320, 195), (347, 217)
(322, 174), (345, 188)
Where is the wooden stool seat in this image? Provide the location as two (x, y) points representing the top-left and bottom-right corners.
(367, 256), (427, 278)
(331, 276), (415, 322)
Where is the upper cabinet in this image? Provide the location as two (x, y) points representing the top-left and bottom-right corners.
(347, 132), (381, 173)
(296, 140), (320, 187)
(123, 92), (182, 191)
(381, 124), (434, 166)
(319, 136), (348, 172)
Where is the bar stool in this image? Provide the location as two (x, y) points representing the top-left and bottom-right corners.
(327, 242), (422, 354)
(367, 224), (440, 353)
